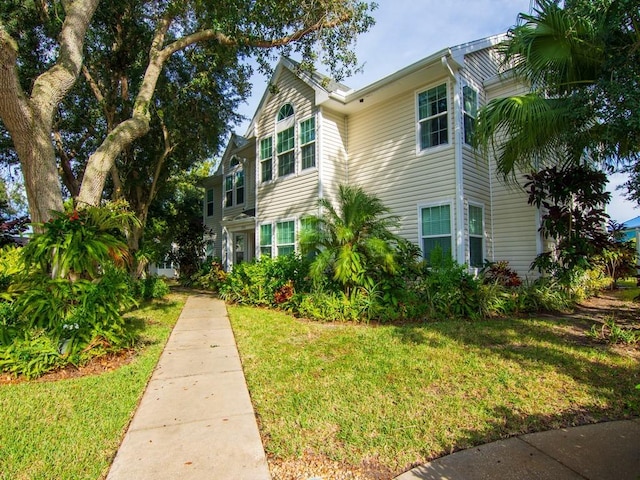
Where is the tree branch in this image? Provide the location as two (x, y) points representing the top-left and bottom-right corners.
(31, 0), (100, 128)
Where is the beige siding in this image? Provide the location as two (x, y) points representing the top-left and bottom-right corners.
(256, 67), (319, 223)
(348, 75), (457, 245)
(459, 48), (502, 263)
(485, 77), (540, 277)
(319, 109), (348, 210)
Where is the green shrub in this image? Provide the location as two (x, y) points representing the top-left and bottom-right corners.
(417, 251), (482, 320)
(219, 254), (311, 306)
(588, 317), (639, 345)
(135, 276), (170, 300)
(191, 260), (227, 291)
(9, 267), (137, 361)
(0, 329), (64, 379)
(514, 278), (573, 313)
(295, 290), (371, 322)
(0, 245), (25, 293)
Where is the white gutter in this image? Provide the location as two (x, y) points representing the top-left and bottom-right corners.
(443, 55), (466, 264)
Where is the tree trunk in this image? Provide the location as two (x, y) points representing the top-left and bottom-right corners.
(0, 0), (100, 225)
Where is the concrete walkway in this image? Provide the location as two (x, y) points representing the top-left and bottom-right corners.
(106, 294), (271, 480)
(106, 293), (640, 480)
(396, 419), (640, 479)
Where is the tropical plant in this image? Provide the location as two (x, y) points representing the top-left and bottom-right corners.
(475, 0), (640, 180)
(21, 202), (140, 280)
(300, 185), (400, 296)
(525, 164), (613, 280)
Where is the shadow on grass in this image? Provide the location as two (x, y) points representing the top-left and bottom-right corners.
(390, 317), (640, 438)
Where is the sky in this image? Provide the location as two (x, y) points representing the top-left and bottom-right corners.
(236, 0), (638, 224)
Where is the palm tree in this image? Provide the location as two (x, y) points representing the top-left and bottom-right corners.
(474, 0), (624, 178)
(300, 185), (399, 296)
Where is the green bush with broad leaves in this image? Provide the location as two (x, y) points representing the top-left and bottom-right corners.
(0, 202), (144, 379)
(219, 254), (311, 307)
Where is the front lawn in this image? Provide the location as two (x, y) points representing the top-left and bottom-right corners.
(0, 292), (187, 480)
(229, 305), (640, 478)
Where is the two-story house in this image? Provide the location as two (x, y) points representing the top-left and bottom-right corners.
(202, 34), (545, 277)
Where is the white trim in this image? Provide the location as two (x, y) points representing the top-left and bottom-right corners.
(298, 113), (317, 172)
(275, 218), (297, 256)
(258, 222), (274, 259)
(467, 201), (485, 268)
(415, 80), (451, 155)
(318, 108), (324, 200)
(417, 200), (456, 261)
(451, 68), (465, 264)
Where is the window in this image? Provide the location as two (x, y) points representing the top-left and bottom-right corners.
(260, 224), (272, 257)
(299, 117), (316, 169)
(235, 170), (244, 205)
(260, 137), (273, 183)
(276, 220), (295, 256)
(206, 188), (214, 217)
(463, 85), (478, 146)
(418, 83), (448, 149)
(224, 175), (233, 207)
(277, 103), (294, 122)
(421, 204), (452, 261)
(469, 204), (484, 267)
(277, 127), (295, 176)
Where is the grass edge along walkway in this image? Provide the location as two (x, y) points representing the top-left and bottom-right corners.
(229, 305), (640, 477)
(0, 292), (188, 480)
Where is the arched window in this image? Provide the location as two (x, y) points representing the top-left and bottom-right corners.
(277, 103), (294, 122)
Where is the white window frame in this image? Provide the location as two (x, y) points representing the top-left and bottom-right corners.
(206, 188), (214, 217)
(259, 136), (273, 183)
(224, 174), (233, 208)
(462, 83), (479, 146)
(276, 219), (296, 256)
(299, 115), (316, 170)
(468, 202), (485, 268)
(418, 201), (455, 262)
(277, 126), (296, 177)
(235, 169), (245, 205)
(416, 82), (449, 152)
(259, 223), (273, 258)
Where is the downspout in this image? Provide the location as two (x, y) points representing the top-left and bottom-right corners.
(318, 107), (324, 200)
(442, 55), (466, 264)
(344, 115), (349, 184)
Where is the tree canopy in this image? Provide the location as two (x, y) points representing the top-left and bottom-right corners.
(0, 0), (376, 228)
(475, 0), (640, 192)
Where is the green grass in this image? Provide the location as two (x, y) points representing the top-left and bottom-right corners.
(229, 306), (640, 474)
(0, 292), (187, 480)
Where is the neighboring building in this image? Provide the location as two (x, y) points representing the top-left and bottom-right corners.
(202, 34), (546, 277)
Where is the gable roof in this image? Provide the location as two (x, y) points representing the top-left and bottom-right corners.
(243, 33), (507, 135)
(244, 57), (350, 137)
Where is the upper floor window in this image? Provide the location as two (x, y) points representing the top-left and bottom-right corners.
(260, 136), (273, 183)
(277, 127), (295, 177)
(418, 83), (448, 150)
(206, 188), (214, 217)
(224, 175), (233, 207)
(224, 165), (244, 208)
(299, 117), (316, 170)
(463, 85), (478, 146)
(235, 170), (245, 205)
(277, 103), (294, 122)
(420, 204), (452, 262)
